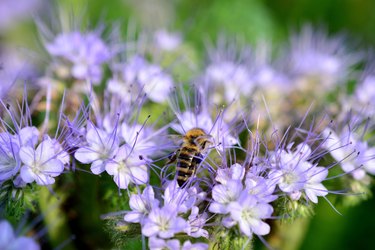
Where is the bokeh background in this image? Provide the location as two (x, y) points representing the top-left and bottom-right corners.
(1, 0), (375, 249)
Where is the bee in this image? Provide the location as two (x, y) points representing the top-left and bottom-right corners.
(168, 128), (213, 186)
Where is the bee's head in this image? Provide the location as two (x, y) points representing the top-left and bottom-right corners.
(185, 128), (213, 152)
(185, 128), (206, 140)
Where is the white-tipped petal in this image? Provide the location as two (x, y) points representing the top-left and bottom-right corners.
(74, 147), (99, 164)
(90, 160), (106, 175)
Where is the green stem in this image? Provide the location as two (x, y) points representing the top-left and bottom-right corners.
(267, 217), (311, 250)
(39, 187), (74, 250)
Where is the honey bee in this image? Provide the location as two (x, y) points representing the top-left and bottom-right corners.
(168, 128), (213, 186)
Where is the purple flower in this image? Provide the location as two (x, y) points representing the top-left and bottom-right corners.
(0, 108), (41, 185)
(120, 123), (160, 158)
(122, 56), (148, 84)
(46, 31), (111, 83)
(105, 145), (149, 189)
(203, 39), (254, 104)
(19, 137), (65, 185)
(269, 143), (328, 202)
(106, 78), (140, 104)
(186, 206), (209, 238)
(107, 56), (145, 102)
(287, 26), (361, 90)
(182, 240), (208, 250)
(205, 61), (254, 102)
(304, 166), (329, 203)
(149, 237), (180, 250)
(153, 30), (182, 51)
(215, 163), (245, 185)
(17, 127), (39, 147)
(49, 137), (70, 166)
(108, 56), (173, 103)
(245, 173), (278, 203)
(137, 64), (173, 103)
(250, 44), (290, 89)
(142, 204), (188, 239)
(163, 180), (203, 213)
(209, 180), (243, 214)
(0, 0), (40, 32)
(323, 128), (375, 180)
(0, 220), (40, 250)
(124, 186), (159, 223)
(74, 125), (119, 175)
(0, 132), (21, 182)
(355, 74), (375, 108)
(148, 237), (209, 250)
(0, 48), (37, 97)
(225, 191), (273, 237)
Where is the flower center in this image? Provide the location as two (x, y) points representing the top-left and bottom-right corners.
(117, 161), (131, 174)
(241, 208), (255, 221)
(31, 162), (41, 174)
(158, 217), (170, 232)
(283, 171), (298, 185)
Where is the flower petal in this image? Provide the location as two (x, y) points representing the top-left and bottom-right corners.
(124, 212), (143, 223)
(20, 166), (37, 183)
(0, 220), (15, 248)
(105, 161), (119, 175)
(130, 165), (148, 184)
(36, 139), (55, 163)
(113, 173), (130, 189)
(18, 127), (39, 147)
(90, 160), (105, 175)
(141, 222), (159, 237)
(19, 146), (35, 167)
(250, 219), (270, 236)
(34, 174), (55, 186)
(74, 147), (99, 164)
(42, 159), (64, 177)
(10, 237), (40, 250)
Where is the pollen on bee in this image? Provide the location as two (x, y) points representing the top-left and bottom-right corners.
(184, 128), (207, 138)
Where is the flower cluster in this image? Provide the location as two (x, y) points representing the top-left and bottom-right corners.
(1, 12), (375, 249)
(209, 163), (275, 238)
(125, 181), (209, 249)
(0, 124), (68, 187)
(73, 122), (152, 189)
(108, 55), (174, 103)
(269, 143), (329, 203)
(46, 31), (111, 83)
(323, 116), (375, 182)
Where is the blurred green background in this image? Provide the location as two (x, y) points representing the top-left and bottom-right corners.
(3, 0), (375, 249)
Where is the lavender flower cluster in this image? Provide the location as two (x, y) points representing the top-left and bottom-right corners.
(1, 21), (375, 249)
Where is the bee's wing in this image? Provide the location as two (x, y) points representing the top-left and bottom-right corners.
(165, 133), (183, 164)
(166, 148), (180, 164)
(198, 134), (214, 140)
(168, 133), (184, 145)
(194, 134), (214, 147)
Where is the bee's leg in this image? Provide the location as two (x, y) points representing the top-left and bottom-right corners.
(167, 149), (179, 164)
(193, 152), (203, 164)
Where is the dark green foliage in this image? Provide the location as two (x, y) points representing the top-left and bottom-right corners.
(210, 226), (253, 250)
(276, 195), (314, 222)
(104, 219), (143, 249)
(0, 181), (39, 224)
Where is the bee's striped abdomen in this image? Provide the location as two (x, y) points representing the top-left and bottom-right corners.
(176, 146), (202, 186)
(172, 128), (212, 187)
